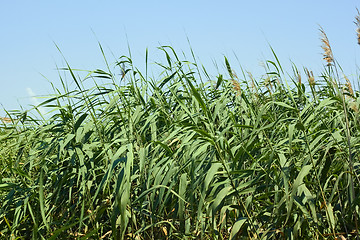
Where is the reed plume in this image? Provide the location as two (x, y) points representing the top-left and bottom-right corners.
(264, 76), (273, 95)
(248, 71), (259, 96)
(231, 69), (241, 96)
(355, 8), (360, 45)
(344, 74), (354, 97)
(319, 27), (334, 66)
(305, 68), (315, 87)
(0, 117), (12, 124)
(231, 79), (241, 96)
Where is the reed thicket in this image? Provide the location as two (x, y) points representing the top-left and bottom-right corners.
(1, 16), (360, 240)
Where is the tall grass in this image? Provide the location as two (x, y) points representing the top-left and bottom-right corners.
(1, 23), (360, 239)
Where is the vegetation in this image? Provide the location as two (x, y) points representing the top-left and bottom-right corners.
(1, 19), (360, 239)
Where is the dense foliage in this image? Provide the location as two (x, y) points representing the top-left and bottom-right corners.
(1, 43), (360, 239)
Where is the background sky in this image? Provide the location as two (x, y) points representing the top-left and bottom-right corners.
(1, 1), (360, 117)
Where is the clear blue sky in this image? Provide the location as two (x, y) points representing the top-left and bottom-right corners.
(1, 1), (359, 117)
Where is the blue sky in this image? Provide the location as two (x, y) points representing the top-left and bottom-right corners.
(1, 1), (360, 117)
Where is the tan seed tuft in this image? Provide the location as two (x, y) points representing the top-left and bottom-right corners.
(305, 68), (315, 87)
(344, 75), (354, 96)
(232, 79), (241, 96)
(355, 8), (360, 45)
(248, 72), (258, 95)
(319, 27), (334, 66)
(230, 69), (241, 96)
(0, 117), (12, 123)
(349, 102), (358, 113)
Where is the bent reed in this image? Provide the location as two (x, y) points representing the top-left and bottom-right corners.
(1, 13), (360, 240)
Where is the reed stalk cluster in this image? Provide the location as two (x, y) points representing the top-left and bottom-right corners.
(1, 10), (360, 240)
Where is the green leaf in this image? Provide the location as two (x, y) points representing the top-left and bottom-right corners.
(74, 113), (88, 131)
(212, 186), (231, 214)
(159, 71), (177, 89)
(185, 77), (209, 118)
(204, 163), (222, 191)
(293, 165), (312, 196)
(325, 203), (336, 230)
(215, 74), (223, 89)
(273, 101), (296, 111)
(230, 217), (247, 240)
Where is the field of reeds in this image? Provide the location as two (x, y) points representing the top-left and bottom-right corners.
(1, 17), (360, 239)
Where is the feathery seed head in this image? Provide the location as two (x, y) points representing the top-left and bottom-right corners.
(305, 68), (315, 87)
(264, 76), (273, 95)
(355, 8), (360, 45)
(349, 102), (359, 113)
(0, 117), (12, 124)
(230, 69), (241, 96)
(319, 27), (334, 66)
(344, 75), (354, 96)
(231, 79), (242, 96)
(248, 72), (256, 90)
(232, 69), (238, 80)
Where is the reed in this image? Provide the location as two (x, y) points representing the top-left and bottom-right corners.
(355, 8), (360, 45)
(1, 13), (360, 240)
(319, 26), (334, 67)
